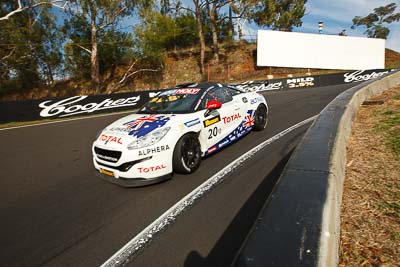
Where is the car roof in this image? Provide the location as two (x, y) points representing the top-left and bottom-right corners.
(174, 82), (224, 90)
(173, 82), (244, 92)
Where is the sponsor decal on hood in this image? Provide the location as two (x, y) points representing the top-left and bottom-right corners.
(123, 115), (171, 138)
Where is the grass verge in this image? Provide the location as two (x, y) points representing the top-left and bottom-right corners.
(339, 85), (400, 266)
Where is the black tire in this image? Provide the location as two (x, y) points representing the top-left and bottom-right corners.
(253, 104), (268, 131)
(173, 133), (201, 174)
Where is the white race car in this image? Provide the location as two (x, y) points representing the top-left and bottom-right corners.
(92, 82), (269, 187)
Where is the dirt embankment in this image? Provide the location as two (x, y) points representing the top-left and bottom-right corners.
(1, 42), (400, 101)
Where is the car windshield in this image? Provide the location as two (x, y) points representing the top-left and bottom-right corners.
(138, 88), (201, 114)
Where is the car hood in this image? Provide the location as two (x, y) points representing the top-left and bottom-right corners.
(105, 113), (178, 138)
(95, 114), (184, 148)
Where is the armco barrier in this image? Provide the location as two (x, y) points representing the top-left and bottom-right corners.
(0, 90), (162, 124)
(0, 69), (396, 124)
(233, 70), (400, 266)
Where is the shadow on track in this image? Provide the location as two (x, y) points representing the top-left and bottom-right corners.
(183, 149), (295, 267)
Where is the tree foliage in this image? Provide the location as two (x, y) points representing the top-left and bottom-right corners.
(64, 0), (149, 92)
(352, 3), (400, 39)
(0, 0), (309, 96)
(0, 0), (62, 92)
(251, 0), (306, 31)
(63, 14), (135, 79)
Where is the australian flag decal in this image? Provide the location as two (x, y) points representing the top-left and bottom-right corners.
(205, 110), (255, 156)
(123, 115), (171, 138)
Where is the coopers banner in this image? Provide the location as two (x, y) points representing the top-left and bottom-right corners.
(0, 90), (163, 124)
(0, 69), (397, 124)
(233, 69), (396, 92)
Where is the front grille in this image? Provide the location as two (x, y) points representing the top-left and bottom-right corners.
(94, 147), (122, 163)
(96, 156), (152, 172)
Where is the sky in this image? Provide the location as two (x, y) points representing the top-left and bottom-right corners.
(243, 0), (400, 52)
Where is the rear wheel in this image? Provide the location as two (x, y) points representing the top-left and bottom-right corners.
(173, 133), (201, 174)
(253, 104), (268, 131)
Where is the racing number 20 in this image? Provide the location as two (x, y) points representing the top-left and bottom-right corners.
(208, 127), (219, 139)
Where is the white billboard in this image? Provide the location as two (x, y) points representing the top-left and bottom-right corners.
(257, 30), (385, 70)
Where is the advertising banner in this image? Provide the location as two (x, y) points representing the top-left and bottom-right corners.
(0, 90), (163, 124)
(0, 69), (397, 124)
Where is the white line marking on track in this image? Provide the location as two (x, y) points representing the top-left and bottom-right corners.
(101, 115), (318, 267)
(0, 110), (135, 131)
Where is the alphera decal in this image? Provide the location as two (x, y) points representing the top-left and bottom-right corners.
(138, 145), (170, 156)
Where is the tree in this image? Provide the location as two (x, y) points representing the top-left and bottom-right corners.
(65, 0), (148, 92)
(135, 10), (198, 53)
(352, 3), (400, 39)
(1, 0), (63, 91)
(204, 0), (235, 63)
(251, 0), (306, 31)
(0, 0), (67, 20)
(192, 0), (207, 74)
(205, 0), (220, 63)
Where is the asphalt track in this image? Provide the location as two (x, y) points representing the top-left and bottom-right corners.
(0, 83), (355, 267)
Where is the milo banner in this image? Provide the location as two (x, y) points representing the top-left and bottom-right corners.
(0, 69), (397, 124)
(232, 68), (396, 92)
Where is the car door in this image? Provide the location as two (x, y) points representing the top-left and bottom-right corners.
(198, 87), (239, 151)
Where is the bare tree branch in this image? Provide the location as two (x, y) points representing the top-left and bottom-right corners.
(118, 60), (159, 84)
(0, 0), (68, 21)
(66, 40), (92, 54)
(1, 47), (16, 62)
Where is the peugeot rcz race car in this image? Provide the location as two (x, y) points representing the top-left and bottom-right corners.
(92, 82), (268, 187)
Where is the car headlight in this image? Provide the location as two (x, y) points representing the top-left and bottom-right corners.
(127, 127), (171, 150)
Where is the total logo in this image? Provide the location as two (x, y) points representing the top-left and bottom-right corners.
(98, 134), (123, 145)
(223, 113), (241, 124)
(138, 164), (167, 173)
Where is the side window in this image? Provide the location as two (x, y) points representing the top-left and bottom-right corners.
(229, 87), (242, 96)
(219, 87), (233, 103)
(200, 87), (232, 109)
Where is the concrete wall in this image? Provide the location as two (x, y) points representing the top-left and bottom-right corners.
(234, 71), (400, 267)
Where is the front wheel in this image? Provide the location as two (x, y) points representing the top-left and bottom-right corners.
(173, 133), (201, 174)
(253, 104), (268, 131)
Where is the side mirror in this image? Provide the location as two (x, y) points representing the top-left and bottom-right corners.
(206, 100), (222, 110)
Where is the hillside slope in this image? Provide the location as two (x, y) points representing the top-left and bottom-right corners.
(1, 42), (399, 101)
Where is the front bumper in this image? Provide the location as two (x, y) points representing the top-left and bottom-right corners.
(94, 170), (172, 187)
